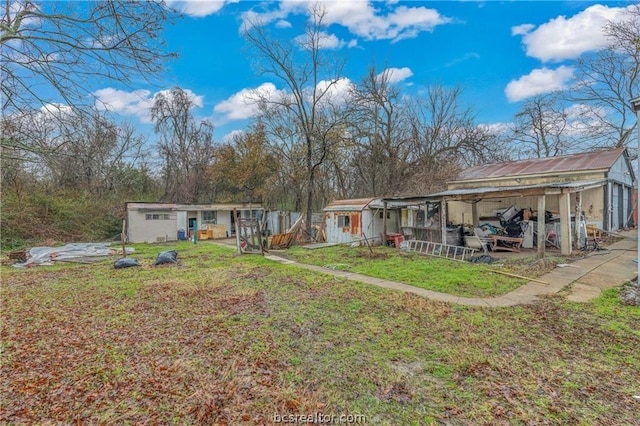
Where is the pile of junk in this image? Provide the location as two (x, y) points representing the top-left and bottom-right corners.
(463, 205), (557, 250)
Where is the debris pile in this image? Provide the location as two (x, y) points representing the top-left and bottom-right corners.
(11, 243), (134, 268)
(619, 281), (640, 306)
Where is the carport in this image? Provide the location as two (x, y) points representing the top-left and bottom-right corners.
(382, 179), (607, 257)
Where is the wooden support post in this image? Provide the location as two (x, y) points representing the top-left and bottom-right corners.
(234, 208), (241, 254)
(574, 191), (582, 249)
(383, 201), (388, 242)
(424, 202), (428, 227)
(559, 193), (572, 255)
(471, 201), (479, 228)
(121, 219), (127, 258)
(440, 200), (447, 244)
(537, 195), (546, 259)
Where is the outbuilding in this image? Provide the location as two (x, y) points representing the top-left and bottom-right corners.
(126, 202), (263, 243)
(386, 147), (635, 256)
(323, 198), (405, 245)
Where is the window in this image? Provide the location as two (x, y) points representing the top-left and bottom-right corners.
(337, 214), (350, 227)
(378, 211), (391, 219)
(145, 213), (170, 220)
(202, 210), (217, 224)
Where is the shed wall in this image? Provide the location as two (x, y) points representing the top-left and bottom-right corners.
(127, 209), (178, 243)
(324, 209), (400, 244)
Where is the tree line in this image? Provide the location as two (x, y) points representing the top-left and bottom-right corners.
(1, 2), (638, 247)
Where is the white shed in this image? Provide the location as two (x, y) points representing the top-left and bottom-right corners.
(126, 202), (264, 243)
(323, 198), (402, 245)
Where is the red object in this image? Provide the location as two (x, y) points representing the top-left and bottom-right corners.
(386, 233), (404, 248)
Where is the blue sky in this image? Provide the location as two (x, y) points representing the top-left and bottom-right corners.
(91, 1), (636, 142)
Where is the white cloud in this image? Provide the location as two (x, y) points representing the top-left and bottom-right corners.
(563, 103), (608, 135)
(511, 24), (534, 36)
(294, 31), (357, 50)
(445, 52), (480, 68)
(213, 83), (288, 121)
(93, 88), (203, 123)
(513, 4), (634, 62)
(505, 66), (574, 103)
(377, 67), (413, 84)
(275, 20), (292, 29)
(221, 129), (246, 143)
(478, 122), (511, 136)
(314, 77), (354, 105)
(243, 1), (450, 43)
(168, 0), (237, 17)
(40, 102), (73, 118)
(214, 79), (354, 123)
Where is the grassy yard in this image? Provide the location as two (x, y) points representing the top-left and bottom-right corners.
(2, 242), (639, 424)
(285, 245), (531, 298)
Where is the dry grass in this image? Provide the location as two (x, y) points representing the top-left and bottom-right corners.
(2, 241), (639, 424)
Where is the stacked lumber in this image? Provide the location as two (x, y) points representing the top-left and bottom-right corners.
(269, 215), (304, 249)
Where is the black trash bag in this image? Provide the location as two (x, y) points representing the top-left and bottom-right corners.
(468, 255), (496, 264)
(114, 257), (140, 269)
(154, 250), (178, 265)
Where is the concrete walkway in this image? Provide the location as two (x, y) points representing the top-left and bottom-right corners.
(264, 238), (638, 307)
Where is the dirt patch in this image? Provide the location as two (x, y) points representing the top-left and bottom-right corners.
(498, 255), (572, 279)
(390, 361), (423, 377)
(376, 382), (413, 404)
(355, 251), (390, 260)
(225, 290), (269, 316)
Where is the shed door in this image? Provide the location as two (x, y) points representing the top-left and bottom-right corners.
(177, 211), (187, 232)
(611, 184), (620, 230)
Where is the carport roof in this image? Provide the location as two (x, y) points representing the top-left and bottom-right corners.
(453, 147), (625, 182)
(324, 197), (390, 211)
(382, 179), (607, 204)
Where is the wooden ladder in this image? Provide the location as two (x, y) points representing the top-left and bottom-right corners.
(406, 240), (477, 261)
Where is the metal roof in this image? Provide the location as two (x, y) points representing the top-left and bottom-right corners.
(421, 179), (607, 200)
(126, 202), (261, 211)
(381, 179), (607, 204)
(323, 197), (392, 211)
(126, 202), (177, 210)
(454, 148), (626, 181)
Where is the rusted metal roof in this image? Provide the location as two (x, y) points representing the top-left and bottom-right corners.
(323, 198), (379, 211)
(455, 148), (625, 181)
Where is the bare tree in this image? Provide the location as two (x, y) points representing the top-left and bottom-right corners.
(569, 4), (640, 148)
(407, 85), (496, 192)
(151, 87), (215, 203)
(509, 93), (576, 158)
(243, 3), (349, 233)
(348, 65), (413, 197)
(1, 0), (176, 133)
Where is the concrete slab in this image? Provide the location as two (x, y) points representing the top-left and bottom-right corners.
(577, 271), (634, 289)
(567, 283), (602, 303)
(507, 283), (560, 296)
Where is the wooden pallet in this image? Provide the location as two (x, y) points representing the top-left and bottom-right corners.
(405, 240), (477, 261)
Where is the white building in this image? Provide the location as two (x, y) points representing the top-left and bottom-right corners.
(126, 202), (263, 243)
(323, 198), (405, 245)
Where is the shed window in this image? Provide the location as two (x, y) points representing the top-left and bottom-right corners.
(145, 213), (170, 220)
(378, 211), (391, 219)
(202, 210), (217, 224)
(337, 215), (350, 227)
(242, 209), (261, 219)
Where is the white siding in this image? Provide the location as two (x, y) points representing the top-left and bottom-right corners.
(127, 210), (178, 243)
